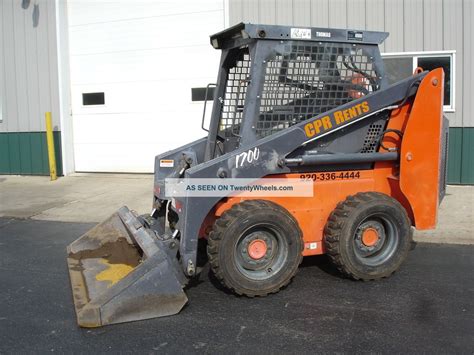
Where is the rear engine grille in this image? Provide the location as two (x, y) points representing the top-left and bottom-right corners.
(361, 123), (384, 153)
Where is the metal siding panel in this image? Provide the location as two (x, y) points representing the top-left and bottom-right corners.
(47, 0), (61, 130)
(461, 128), (474, 183)
(3, 0), (18, 132)
(30, 132), (44, 174)
(423, 0), (443, 51)
(404, 0), (423, 52)
(36, 0), (52, 132)
(384, 0), (404, 52)
(7, 133), (21, 174)
(25, 4), (41, 132)
(443, 0), (463, 127)
(242, 0), (259, 22)
(444, 112), (456, 129)
(229, 0), (243, 25)
(347, 0), (366, 30)
(310, 0), (329, 27)
(447, 127), (462, 183)
(258, 0), (277, 24)
(0, 132), (61, 175)
(54, 130), (63, 175)
(328, 0), (347, 28)
(3, 0), (59, 134)
(293, 0), (311, 26)
(13, 2), (30, 132)
(18, 133), (33, 174)
(41, 131), (49, 173)
(1, 0), (59, 134)
(366, 0), (385, 51)
(463, 0), (473, 127)
(0, 134), (10, 172)
(275, 0), (293, 25)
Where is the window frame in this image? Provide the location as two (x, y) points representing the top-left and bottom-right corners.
(381, 50), (456, 112)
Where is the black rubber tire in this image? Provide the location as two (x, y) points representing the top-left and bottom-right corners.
(207, 200), (303, 297)
(324, 192), (412, 280)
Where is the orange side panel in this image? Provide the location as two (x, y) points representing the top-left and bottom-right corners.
(214, 170), (382, 256)
(399, 69), (444, 229)
(373, 100), (414, 223)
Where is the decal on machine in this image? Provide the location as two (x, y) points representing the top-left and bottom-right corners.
(235, 147), (260, 169)
(316, 31), (331, 38)
(304, 101), (370, 139)
(159, 159), (174, 168)
(300, 171), (361, 181)
(291, 28), (312, 39)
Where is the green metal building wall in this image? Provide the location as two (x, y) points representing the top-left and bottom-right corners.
(448, 128), (474, 184)
(0, 132), (62, 175)
(1, 0), (64, 176)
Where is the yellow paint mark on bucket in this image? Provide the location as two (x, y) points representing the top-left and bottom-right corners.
(96, 259), (134, 287)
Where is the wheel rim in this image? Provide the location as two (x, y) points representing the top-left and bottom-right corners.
(353, 213), (399, 266)
(234, 223), (288, 281)
(247, 239), (268, 260)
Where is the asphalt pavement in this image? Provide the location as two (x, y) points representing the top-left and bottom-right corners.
(0, 217), (473, 353)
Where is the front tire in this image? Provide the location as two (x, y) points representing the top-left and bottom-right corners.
(324, 192), (412, 280)
(207, 200), (303, 297)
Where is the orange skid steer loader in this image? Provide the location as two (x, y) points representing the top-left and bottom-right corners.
(67, 23), (448, 327)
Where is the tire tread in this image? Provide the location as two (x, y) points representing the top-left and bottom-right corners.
(208, 200), (303, 297)
(323, 192), (411, 281)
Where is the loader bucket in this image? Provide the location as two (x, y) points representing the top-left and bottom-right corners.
(66, 206), (188, 327)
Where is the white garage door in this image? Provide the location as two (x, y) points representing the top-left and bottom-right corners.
(68, 0), (225, 172)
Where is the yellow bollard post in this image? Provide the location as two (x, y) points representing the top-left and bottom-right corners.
(45, 112), (58, 181)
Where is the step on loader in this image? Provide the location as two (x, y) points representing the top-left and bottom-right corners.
(67, 23), (448, 327)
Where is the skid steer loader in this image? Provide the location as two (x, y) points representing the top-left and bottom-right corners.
(67, 23), (448, 327)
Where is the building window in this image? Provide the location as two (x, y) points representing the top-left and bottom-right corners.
(382, 51), (455, 112)
(82, 92), (105, 106)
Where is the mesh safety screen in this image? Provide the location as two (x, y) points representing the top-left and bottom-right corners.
(257, 42), (380, 137)
(219, 49), (251, 137)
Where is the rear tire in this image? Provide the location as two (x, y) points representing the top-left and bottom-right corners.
(324, 192), (412, 280)
(207, 200), (303, 297)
